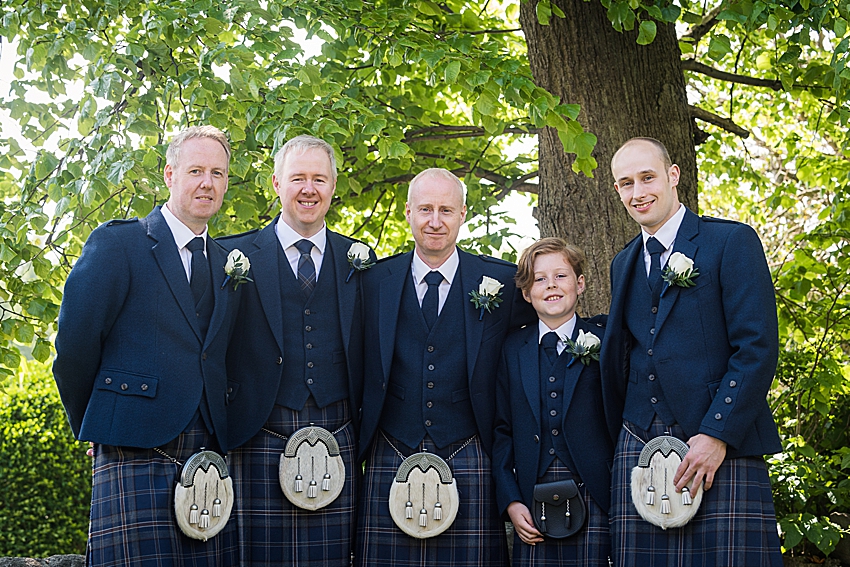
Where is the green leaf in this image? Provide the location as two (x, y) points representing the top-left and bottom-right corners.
(444, 60), (461, 84)
(708, 35), (733, 61)
(637, 21), (657, 45)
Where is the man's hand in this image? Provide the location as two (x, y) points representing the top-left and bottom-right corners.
(674, 434), (726, 491)
(507, 501), (544, 545)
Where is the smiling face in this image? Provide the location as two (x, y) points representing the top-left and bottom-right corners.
(612, 140), (681, 235)
(405, 172), (467, 268)
(164, 137), (229, 235)
(273, 147), (336, 237)
(523, 251), (585, 330)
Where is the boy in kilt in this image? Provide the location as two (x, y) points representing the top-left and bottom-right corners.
(221, 135), (374, 567)
(600, 137), (784, 566)
(53, 126), (241, 566)
(355, 168), (536, 567)
(492, 238), (613, 566)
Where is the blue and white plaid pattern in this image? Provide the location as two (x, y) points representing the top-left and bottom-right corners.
(355, 433), (509, 567)
(511, 459), (610, 567)
(88, 417), (238, 567)
(610, 418), (783, 567)
(229, 398), (355, 567)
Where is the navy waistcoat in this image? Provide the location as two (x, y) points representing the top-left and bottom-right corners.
(538, 348), (579, 477)
(380, 272), (475, 449)
(623, 254), (676, 429)
(276, 244), (348, 410)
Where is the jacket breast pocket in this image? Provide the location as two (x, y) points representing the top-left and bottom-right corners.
(95, 369), (158, 399)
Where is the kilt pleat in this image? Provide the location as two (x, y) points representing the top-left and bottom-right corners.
(511, 459), (610, 567)
(355, 433), (508, 567)
(88, 417), (238, 567)
(610, 419), (783, 567)
(229, 398), (355, 567)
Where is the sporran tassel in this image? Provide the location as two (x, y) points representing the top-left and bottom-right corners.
(307, 480), (318, 498)
(564, 499), (571, 529)
(213, 498), (222, 517)
(433, 485), (442, 520)
(199, 509), (210, 529)
(295, 457), (303, 492)
(646, 485), (656, 506)
(660, 494), (671, 514)
(681, 486), (692, 506)
(419, 508), (427, 527)
(539, 502), (547, 534)
(322, 456), (331, 491)
(405, 484), (413, 519)
(189, 504), (199, 525)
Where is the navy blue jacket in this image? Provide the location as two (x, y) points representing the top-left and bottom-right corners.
(492, 317), (613, 514)
(220, 218), (373, 450)
(599, 208), (782, 458)
(358, 249), (536, 462)
(53, 207), (240, 450)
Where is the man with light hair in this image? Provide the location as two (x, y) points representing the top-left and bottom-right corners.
(54, 125), (241, 565)
(221, 134), (374, 566)
(356, 168), (535, 567)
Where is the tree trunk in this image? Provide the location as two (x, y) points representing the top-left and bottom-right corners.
(521, 0), (697, 316)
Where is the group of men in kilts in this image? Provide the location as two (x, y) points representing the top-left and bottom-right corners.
(53, 126), (784, 567)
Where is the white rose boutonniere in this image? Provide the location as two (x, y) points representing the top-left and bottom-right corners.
(469, 275), (504, 320)
(563, 329), (601, 367)
(661, 252), (699, 297)
(346, 242), (374, 283)
(221, 249), (253, 290)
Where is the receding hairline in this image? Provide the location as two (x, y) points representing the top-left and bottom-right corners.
(407, 168), (467, 206)
(611, 137), (673, 176)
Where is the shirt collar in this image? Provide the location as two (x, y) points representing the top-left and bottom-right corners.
(276, 217), (327, 254)
(161, 203), (208, 250)
(538, 315), (577, 344)
(411, 248), (460, 286)
(641, 203), (686, 251)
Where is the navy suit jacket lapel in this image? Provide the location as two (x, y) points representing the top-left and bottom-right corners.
(378, 252), (410, 382)
(204, 239), (230, 348)
(561, 318), (589, 415)
(655, 208), (700, 334)
(146, 207), (202, 341)
(250, 220), (285, 354)
(612, 236), (643, 325)
(459, 250), (486, 380)
(328, 231), (356, 355)
(518, 326), (542, 429)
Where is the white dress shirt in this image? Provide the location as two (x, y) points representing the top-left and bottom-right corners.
(161, 203), (208, 282)
(410, 248), (460, 316)
(275, 218), (328, 280)
(641, 203), (686, 275)
(537, 315), (577, 356)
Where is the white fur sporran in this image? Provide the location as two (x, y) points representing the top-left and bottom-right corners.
(280, 425), (346, 511)
(388, 452), (460, 539)
(174, 450), (234, 541)
(631, 435), (704, 529)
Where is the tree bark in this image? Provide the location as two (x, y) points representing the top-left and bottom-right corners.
(520, 0), (697, 316)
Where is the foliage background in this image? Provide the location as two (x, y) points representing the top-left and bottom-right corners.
(1, 0), (849, 559)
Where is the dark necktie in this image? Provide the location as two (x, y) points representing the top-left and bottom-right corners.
(541, 331), (560, 366)
(421, 271), (443, 330)
(295, 239), (316, 300)
(187, 237), (209, 308)
(646, 237), (666, 296)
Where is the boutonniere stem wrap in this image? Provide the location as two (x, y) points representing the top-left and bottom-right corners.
(660, 252), (699, 297)
(563, 330), (601, 367)
(346, 242), (374, 283)
(221, 249), (253, 290)
(469, 276), (504, 321)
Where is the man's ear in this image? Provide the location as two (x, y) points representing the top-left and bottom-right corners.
(668, 164), (680, 188)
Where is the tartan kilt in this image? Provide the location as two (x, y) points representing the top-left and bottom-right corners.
(610, 419), (783, 567)
(511, 459), (611, 567)
(88, 415), (238, 567)
(229, 398), (356, 567)
(355, 433), (509, 567)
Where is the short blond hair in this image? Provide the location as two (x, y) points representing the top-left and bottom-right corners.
(166, 126), (231, 170)
(274, 135), (337, 180)
(515, 237), (586, 294)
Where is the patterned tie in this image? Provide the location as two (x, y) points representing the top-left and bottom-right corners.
(541, 331), (560, 366)
(421, 271), (443, 330)
(646, 237), (666, 296)
(294, 239), (316, 300)
(187, 237), (209, 308)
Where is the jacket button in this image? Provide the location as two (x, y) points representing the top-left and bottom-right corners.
(428, 364), (435, 371)
(647, 349), (653, 356)
(650, 397), (657, 404)
(307, 378), (314, 385)
(227, 387), (233, 394)
(651, 307), (658, 314)
(550, 392), (557, 398)
(549, 376), (555, 382)
(534, 435), (540, 443)
(427, 382), (434, 389)
(729, 380), (737, 387)
(715, 413), (722, 420)
(553, 494), (560, 501)
(427, 346), (435, 352)
(305, 325), (312, 332)
(650, 328), (655, 334)
(141, 384), (148, 391)
(550, 410), (557, 417)
(277, 357), (283, 364)
(306, 343), (313, 349)
(307, 361), (314, 368)
(426, 401), (433, 408)
(305, 309), (311, 315)
(549, 448), (555, 455)
(551, 429), (559, 436)
(202, 352), (208, 361)
(725, 397), (732, 404)
(104, 377), (112, 385)
(425, 420), (432, 427)
(648, 374), (655, 381)
(120, 383), (128, 391)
